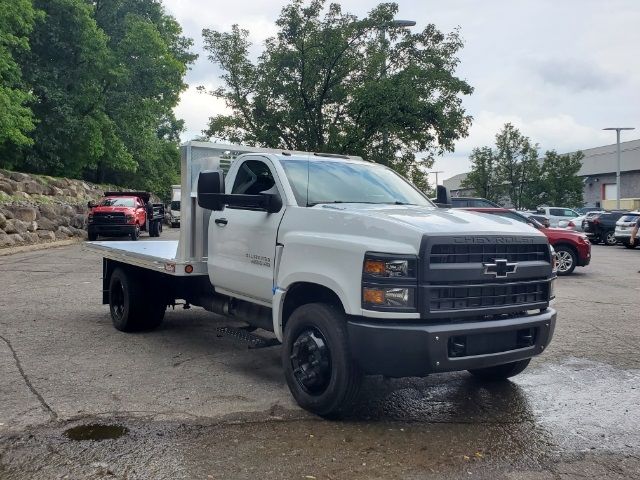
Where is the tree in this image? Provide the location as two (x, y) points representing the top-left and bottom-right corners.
(19, 0), (128, 177)
(460, 146), (502, 203)
(0, 0), (38, 151)
(90, 0), (196, 197)
(201, 0), (472, 190)
(493, 123), (540, 209)
(539, 150), (584, 207)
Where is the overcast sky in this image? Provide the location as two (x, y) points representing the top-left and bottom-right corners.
(164, 0), (640, 183)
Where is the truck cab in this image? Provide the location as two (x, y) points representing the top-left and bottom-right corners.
(87, 142), (557, 417)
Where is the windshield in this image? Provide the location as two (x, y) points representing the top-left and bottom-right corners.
(170, 201), (180, 210)
(99, 197), (135, 207)
(279, 160), (433, 207)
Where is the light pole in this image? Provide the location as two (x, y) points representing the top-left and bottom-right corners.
(603, 127), (635, 209)
(429, 170), (444, 186)
(379, 19), (416, 155)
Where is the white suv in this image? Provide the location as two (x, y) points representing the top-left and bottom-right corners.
(615, 212), (640, 249)
(536, 206), (581, 227)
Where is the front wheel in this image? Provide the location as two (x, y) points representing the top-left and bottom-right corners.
(604, 230), (617, 246)
(130, 225), (140, 241)
(555, 245), (577, 276)
(282, 303), (362, 418)
(468, 358), (531, 381)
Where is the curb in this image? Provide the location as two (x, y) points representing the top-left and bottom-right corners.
(0, 238), (83, 257)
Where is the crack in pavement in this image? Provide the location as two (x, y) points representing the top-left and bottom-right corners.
(0, 334), (58, 421)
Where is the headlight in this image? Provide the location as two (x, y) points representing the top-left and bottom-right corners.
(363, 255), (416, 278)
(363, 286), (415, 309)
(362, 253), (417, 311)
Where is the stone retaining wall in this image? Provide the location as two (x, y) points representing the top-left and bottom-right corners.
(0, 169), (123, 249)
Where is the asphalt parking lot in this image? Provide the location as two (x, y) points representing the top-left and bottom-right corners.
(1, 231), (639, 479)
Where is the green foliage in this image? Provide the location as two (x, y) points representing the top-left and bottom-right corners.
(3, 0), (194, 200)
(201, 0), (472, 191)
(539, 150), (584, 208)
(493, 123), (540, 209)
(0, 0), (38, 148)
(464, 123), (585, 209)
(460, 146), (502, 203)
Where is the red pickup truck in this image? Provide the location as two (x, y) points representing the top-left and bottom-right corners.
(87, 192), (164, 241)
(465, 208), (591, 276)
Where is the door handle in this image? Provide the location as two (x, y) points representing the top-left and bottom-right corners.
(215, 218), (228, 226)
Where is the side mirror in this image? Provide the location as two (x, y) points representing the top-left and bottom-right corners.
(435, 185), (452, 208)
(87, 201), (97, 209)
(263, 193), (283, 214)
(198, 170), (225, 211)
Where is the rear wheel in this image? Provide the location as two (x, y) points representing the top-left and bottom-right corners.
(604, 230), (617, 246)
(149, 220), (161, 237)
(109, 268), (165, 332)
(468, 359), (531, 380)
(555, 245), (577, 275)
(282, 303), (362, 418)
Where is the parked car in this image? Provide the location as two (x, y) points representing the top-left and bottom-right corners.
(577, 207), (601, 215)
(465, 208), (591, 275)
(559, 215), (585, 232)
(614, 212), (640, 249)
(536, 206), (581, 227)
(582, 210), (629, 245)
(87, 192), (164, 241)
(450, 197), (500, 208)
(521, 211), (550, 228)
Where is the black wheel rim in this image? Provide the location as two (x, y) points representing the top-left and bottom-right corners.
(290, 327), (331, 395)
(111, 279), (125, 320)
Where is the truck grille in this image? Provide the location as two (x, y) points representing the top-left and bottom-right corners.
(92, 212), (126, 225)
(428, 280), (548, 312)
(430, 243), (549, 264)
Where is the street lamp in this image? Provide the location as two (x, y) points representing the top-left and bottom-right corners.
(603, 127), (635, 209)
(429, 170), (444, 186)
(379, 19), (416, 155)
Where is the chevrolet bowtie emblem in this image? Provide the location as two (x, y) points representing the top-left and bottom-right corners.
(483, 259), (518, 278)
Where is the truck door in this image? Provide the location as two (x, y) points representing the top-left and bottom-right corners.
(208, 158), (286, 303)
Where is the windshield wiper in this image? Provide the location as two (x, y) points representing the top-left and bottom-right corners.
(307, 201), (381, 207)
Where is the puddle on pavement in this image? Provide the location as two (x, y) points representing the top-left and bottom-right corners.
(64, 424), (128, 441)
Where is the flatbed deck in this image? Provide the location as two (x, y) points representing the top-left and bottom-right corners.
(86, 240), (207, 276)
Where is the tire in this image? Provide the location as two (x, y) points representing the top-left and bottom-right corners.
(623, 241), (637, 249)
(554, 245), (577, 276)
(468, 358), (531, 381)
(152, 220), (161, 237)
(130, 225), (140, 241)
(88, 230), (98, 241)
(282, 303), (362, 418)
(604, 230), (617, 246)
(108, 268), (165, 332)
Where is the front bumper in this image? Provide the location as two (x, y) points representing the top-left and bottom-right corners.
(348, 308), (556, 377)
(88, 224), (135, 237)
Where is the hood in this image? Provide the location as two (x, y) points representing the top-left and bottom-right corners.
(91, 206), (134, 214)
(317, 203), (546, 236)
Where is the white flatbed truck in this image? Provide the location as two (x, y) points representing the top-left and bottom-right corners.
(87, 141), (557, 417)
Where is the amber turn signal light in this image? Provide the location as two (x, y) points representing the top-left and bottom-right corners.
(363, 259), (386, 276)
(363, 287), (385, 305)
